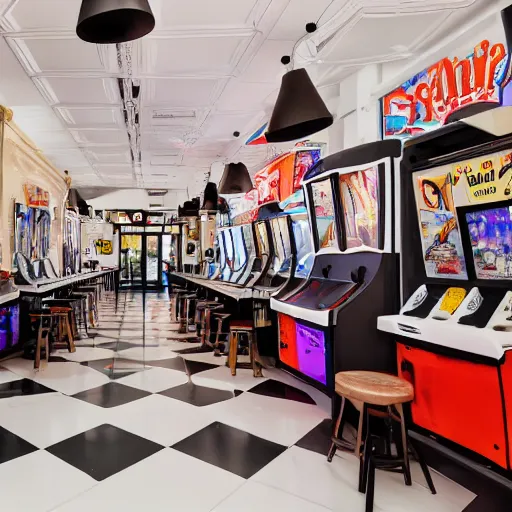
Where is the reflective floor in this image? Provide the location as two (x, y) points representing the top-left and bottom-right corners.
(0, 292), (481, 511)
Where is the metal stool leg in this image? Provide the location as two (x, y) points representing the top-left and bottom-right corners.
(228, 330), (238, 376)
(396, 403), (412, 486)
(327, 395), (346, 462)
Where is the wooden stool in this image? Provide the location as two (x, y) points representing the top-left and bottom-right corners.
(211, 312), (231, 356)
(227, 320), (263, 378)
(328, 371), (435, 512)
(29, 310), (52, 369)
(49, 306), (76, 354)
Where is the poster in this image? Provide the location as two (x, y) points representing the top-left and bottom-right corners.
(415, 172), (468, 279)
(383, 39), (511, 140)
(23, 184), (49, 208)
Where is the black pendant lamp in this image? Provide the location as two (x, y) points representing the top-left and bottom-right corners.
(77, 0), (155, 44)
(266, 68), (333, 143)
(218, 163), (253, 195)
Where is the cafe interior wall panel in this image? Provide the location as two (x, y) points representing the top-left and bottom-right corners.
(1, 117), (68, 272)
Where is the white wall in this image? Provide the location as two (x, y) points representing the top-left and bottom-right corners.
(87, 188), (188, 211)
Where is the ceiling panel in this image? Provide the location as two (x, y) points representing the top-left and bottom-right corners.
(35, 77), (120, 105)
(145, 78), (217, 107)
(158, 0), (260, 28)
(142, 36), (247, 75)
(326, 12), (446, 62)
(6, 0), (80, 31)
(215, 79), (277, 111)
(55, 107), (122, 127)
(202, 112), (256, 138)
(70, 129), (129, 145)
(85, 147), (132, 164)
(95, 164), (134, 175)
(12, 37), (105, 73)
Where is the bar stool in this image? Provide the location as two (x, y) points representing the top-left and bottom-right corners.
(49, 306), (76, 354)
(43, 298), (82, 340)
(227, 320), (263, 377)
(327, 371), (436, 512)
(178, 293), (197, 334)
(69, 292), (90, 336)
(29, 310), (52, 369)
(75, 287), (98, 327)
(211, 312), (231, 356)
(169, 287), (187, 323)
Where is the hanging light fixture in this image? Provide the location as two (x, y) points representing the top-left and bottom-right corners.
(77, 0), (155, 44)
(218, 163), (253, 195)
(266, 67), (333, 143)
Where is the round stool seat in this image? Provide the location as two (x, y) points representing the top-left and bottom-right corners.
(335, 371), (413, 406)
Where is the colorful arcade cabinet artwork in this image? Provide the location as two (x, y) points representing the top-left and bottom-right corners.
(271, 140), (401, 389)
(378, 112), (512, 471)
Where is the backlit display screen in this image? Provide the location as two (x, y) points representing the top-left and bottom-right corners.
(232, 227), (248, 278)
(292, 216), (314, 279)
(466, 206), (512, 280)
(0, 305), (20, 352)
(270, 217), (292, 277)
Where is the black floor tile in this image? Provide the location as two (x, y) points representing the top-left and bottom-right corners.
(0, 379), (56, 399)
(183, 359), (219, 376)
(0, 426), (38, 465)
(248, 379), (316, 405)
(95, 341), (139, 352)
(160, 381), (236, 407)
(48, 356), (73, 363)
(296, 419), (333, 456)
(145, 357), (187, 372)
(46, 424), (164, 481)
(80, 358), (143, 380)
(463, 493), (511, 511)
(72, 382), (151, 408)
(172, 422), (286, 479)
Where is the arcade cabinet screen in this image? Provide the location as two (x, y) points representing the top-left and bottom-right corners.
(415, 172), (468, 279)
(256, 222), (269, 259)
(292, 217), (314, 279)
(232, 227), (248, 276)
(242, 225), (255, 260)
(339, 166), (380, 249)
(0, 305), (20, 352)
(311, 179), (337, 249)
(271, 217), (292, 276)
(219, 233), (231, 281)
(466, 206), (512, 280)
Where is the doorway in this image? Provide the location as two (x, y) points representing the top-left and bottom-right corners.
(120, 232), (162, 289)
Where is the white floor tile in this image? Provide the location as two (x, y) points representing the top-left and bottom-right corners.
(208, 391), (328, 446)
(1, 358), (110, 395)
(212, 480), (331, 512)
(54, 347), (115, 363)
(106, 394), (214, 446)
(0, 393), (106, 448)
(252, 446), (376, 511)
(253, 446), (473, 512)
(52, 448), (244, 512)
(0, 450), (96, 512)
(0, 367), (22, 385)
(191, 366), (267, 392)
(116, 367), (189, 393)
(179, 351), (227, 366)
(117, 346), (178, 361)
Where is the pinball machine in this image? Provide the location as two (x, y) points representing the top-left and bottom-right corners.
(271, 140), (401, 388)
(378, 107), (512, 472)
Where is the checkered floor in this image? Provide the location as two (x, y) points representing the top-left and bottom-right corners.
(0, 292), (477, 511)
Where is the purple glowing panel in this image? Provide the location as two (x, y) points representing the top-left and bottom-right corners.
(0, 305), (20, 352)
(295, 322), (327, 385)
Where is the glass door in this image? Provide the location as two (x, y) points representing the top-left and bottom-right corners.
(120, 234), (143, 287)
(120, 232), (163, 289)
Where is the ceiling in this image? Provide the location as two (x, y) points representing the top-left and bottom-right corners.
(0, 0), (494, 199)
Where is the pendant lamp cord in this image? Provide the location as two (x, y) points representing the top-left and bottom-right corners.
(290, 0), (336, 70)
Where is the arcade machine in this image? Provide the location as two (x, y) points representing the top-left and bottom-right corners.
(378, 106), (512, 472)
(271, 140), (401, 388)
(198, 210), (217, 278)
(63, 208), (81, 276)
